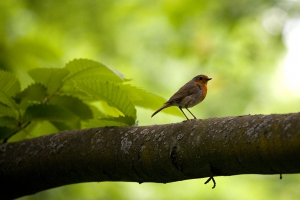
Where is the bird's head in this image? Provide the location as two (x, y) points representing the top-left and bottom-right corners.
(193, 75), (212, 85)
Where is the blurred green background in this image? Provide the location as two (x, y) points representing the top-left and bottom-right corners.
(2, 0), (300, 199)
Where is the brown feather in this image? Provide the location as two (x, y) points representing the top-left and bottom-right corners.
(151, 74), (211, 120)
(166, 80), (201, 105)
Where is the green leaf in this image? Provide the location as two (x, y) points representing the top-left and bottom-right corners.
(28, 68), (69, 94)
(121, 84), (183, 117)
(49, 95), (93, 120)
(0, 116), (18, 128)
(18, 121), (57, 140)
(74, 80), (136, 121)
(0, 103), (17, 118)
(15, 83), (47, 104)
(81, 105), (106, 128)
(0, 117), (20, 142)
(0, 70), (21, 109)
(97, 100), (125, 117)
(64, 59), (124, 83)
(23, 104), (79, 122)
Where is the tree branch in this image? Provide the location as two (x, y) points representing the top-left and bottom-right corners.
(1, 112), (300, 199)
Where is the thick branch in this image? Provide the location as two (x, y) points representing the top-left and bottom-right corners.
(1, 113), (300, 199)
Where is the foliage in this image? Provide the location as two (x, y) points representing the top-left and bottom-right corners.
(0, 59), (164, 142)
(2, 0), (299, 124)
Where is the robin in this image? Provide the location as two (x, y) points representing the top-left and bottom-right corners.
(151, 75), (212, 120)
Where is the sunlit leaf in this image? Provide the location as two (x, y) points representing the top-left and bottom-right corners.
(28, 68), (69, 94)
(80, 105), (134, 128)
(49, 95), (93, 120)
(64, 59), (124, 83)
(74, 80), (136, 121)
(0, 103), (17, 119)
(0, 70), (21, 109)
(81, 105), (106, 128)
(19, 121), (57, 140)
(121, 84), (182, 116)
(23, 104), (79, 122)
(94, 100), (124, 117)
(15, 83), (47, 103)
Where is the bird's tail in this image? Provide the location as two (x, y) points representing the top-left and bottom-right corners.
(151, 104), (169, 118)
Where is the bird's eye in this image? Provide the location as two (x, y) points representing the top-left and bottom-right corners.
(199, 76), (203, 80)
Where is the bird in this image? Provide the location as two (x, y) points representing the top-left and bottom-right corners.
(151, 74), (212, 120)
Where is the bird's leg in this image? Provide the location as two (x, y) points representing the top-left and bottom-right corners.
(204, 175), (216, 189)
(186, 108), (197, 119)
(179, 107), (190, 121)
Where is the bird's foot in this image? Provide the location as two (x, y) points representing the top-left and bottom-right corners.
(204, 175), (216, 189)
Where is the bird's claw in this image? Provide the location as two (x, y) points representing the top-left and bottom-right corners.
(204, 176), (216, 189)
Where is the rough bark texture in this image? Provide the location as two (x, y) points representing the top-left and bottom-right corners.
(1, 112), (300, 199)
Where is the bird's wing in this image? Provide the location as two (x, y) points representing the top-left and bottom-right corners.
(166, 81), (201, 104)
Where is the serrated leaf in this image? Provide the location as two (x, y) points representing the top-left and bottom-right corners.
(0, 116), (18, 128)
(23, 104), (79, 122)
(49, 95), (93, 120)
(0, 70), (21, 109)
(15, 83), (47, 103)
(28, 68), (69, 94)
(121, 84), (183, 117)
(74, 80), (136, 120)
(0, 102), (17, 118)
(64, 59), (124, 83)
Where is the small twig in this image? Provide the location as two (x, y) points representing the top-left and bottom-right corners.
(2, 86), (62, 143)
(204, 176), (216, 189)
(1, 121), (32, 144)
(42, 88), (61, 104)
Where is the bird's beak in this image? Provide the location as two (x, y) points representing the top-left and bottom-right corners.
(208, 78), (212, 81)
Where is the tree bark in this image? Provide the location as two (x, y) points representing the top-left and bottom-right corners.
(1, 112), (300, 199)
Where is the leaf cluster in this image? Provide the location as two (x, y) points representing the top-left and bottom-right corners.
(0, 59), (164, 142)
